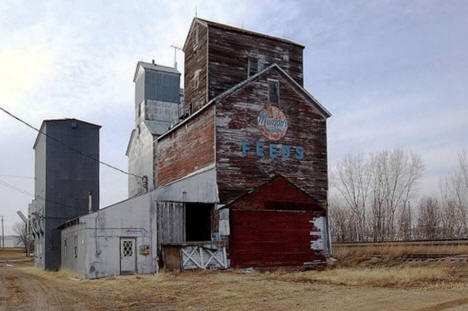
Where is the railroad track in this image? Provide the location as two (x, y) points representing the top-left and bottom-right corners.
(397, 254), (468, 262)
(333, 239), (468, 248)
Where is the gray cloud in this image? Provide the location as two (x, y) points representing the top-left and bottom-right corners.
(0, 0), (467, 233)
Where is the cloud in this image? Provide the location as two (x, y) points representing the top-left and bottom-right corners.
(0, 0), (467, 234)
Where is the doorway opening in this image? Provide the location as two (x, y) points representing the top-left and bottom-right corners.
(185, 203), (213, 241)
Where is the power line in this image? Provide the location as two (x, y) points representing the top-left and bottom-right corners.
(0, 178), (73, 211)
(0, 106), (143, 180)
(0, 174), (35, 180)
(0, 179), (87, 220)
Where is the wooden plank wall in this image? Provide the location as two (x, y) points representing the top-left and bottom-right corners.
(183, 22), (208, 114)
(208, 26), (304, 100)
(216, 68), (328, 208)
(228, 177), (326, 267)
(156, 201), (185, 250)
(157, 105), (215, 186)
(230, 210), (325, 267)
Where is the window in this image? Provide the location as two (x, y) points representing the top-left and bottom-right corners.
(193, 24), (199, 50)
(64, 239), (67, 257)
(193, 72), (199, 89)
(248, 57), (258, 77)
(268, 80), (279, 104)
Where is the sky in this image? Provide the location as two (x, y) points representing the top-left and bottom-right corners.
(0, 0), (467, 234)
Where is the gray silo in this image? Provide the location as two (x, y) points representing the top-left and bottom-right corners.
(29, 119), (100, 270)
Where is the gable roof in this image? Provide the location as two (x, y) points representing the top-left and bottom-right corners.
(133, 61), (180, 82)
(183, 18), (304, 51)
(214, 63), (331, 118)
(157, 63), (331, 141)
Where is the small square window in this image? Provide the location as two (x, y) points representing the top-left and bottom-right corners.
(248, 57), (258, 77)
(268, 80), (279, 104)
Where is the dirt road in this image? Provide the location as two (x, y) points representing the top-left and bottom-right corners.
(1, 262), (468, 311)
(0, 264), (91, 310)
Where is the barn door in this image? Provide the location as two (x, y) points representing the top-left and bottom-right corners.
(120, 237), (136, 274)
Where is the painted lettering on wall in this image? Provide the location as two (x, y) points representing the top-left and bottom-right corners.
(241, 141), (304, 160)
(257, 106), (288, 141)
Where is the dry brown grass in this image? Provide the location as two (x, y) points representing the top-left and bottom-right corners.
(333, 244), (468, 259)
(0, 248), (26, 260)
(272, 264), (468, 289)
(11, 263), (468, 311)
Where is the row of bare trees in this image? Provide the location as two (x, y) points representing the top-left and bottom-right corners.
(329, 149), (468, 242)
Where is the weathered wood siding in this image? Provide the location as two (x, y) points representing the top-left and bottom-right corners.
(216, 67), (327, 208)
(156, 201), (185, 249)
(228, 177), (323, 211)
(157, 105), (215, 186)
(228, 177), (326, 267)
(183, 22), (208, 114)
(208, 26), (304, 100)
(230, 210), (325, 267)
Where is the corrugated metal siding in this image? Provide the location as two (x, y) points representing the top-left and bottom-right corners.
(145, 70), (180, 103)
(135, 68), (145, 110)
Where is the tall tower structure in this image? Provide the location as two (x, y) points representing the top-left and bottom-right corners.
(29, 119), (100, 270)
(126, 61), (182, 196)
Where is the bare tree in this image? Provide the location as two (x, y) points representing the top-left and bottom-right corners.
(332, 153), (371, 241)
(369, 149), (423, 241)
(399, 202), (413, 240)
(439, 150), (468, 237)
(328, 193), (352, 242)
(416, 197), (441, 239)
(331, 148), (423, 242)
(13, 222), (31, 254)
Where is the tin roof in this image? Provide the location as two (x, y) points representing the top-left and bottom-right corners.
(133, 61), (180, 82)
(144, 120), (172, 135)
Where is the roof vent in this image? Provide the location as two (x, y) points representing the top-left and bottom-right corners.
(152, 59), (156, 65)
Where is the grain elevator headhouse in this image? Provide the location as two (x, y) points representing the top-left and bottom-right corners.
(157, 18), (332, 269)
(50, 18), (332, 279)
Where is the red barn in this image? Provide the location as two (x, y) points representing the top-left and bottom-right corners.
(156, 18), (331, 269)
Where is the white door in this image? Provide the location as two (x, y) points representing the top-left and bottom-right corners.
(120, 238), (136, 274)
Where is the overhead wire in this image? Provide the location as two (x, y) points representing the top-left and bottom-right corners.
(0, 178), (77, 220)
(0, 106), (143, 180)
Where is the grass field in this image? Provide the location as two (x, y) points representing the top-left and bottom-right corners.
(2, 244), (468, 310)
(13, 262), (468, 310)
(0, 248), (26, 260)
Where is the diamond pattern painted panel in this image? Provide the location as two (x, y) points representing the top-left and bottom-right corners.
(123, 241), (133, 257)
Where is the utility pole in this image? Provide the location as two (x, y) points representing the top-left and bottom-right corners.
(0, 216), (4, 248)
